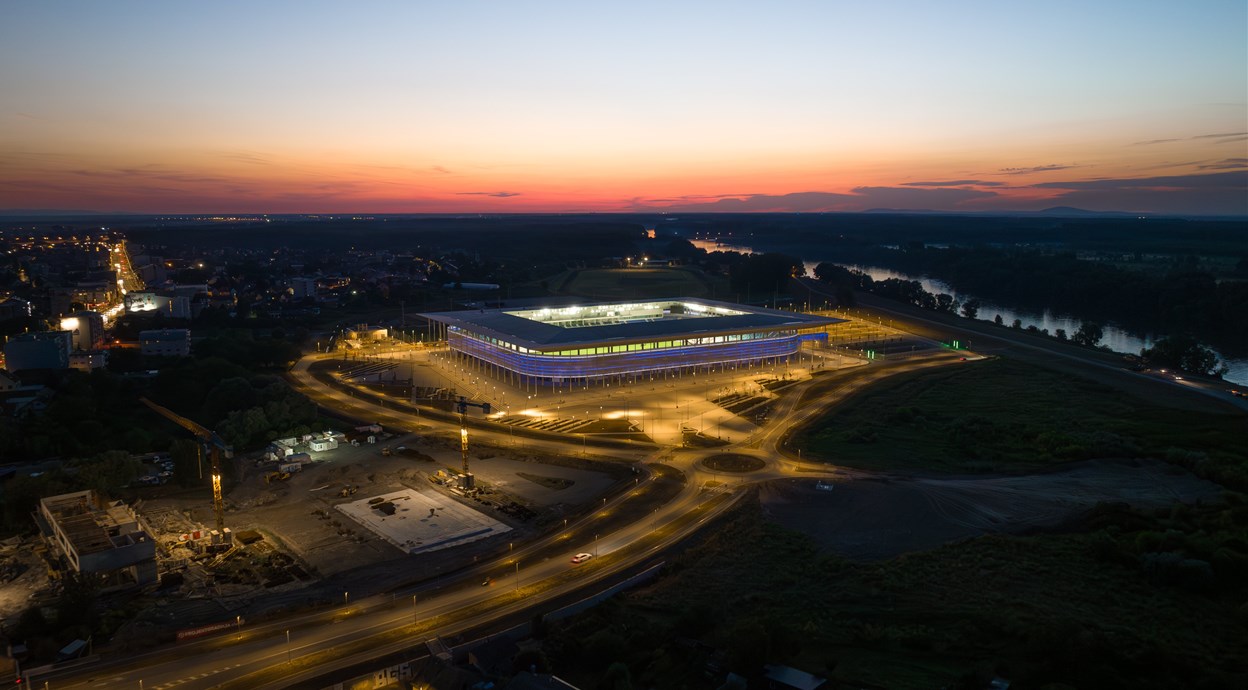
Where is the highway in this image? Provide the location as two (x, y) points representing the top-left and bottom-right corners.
(33, 344), (964, 689)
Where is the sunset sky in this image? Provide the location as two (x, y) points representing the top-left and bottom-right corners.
(1, 1), (1245, 215)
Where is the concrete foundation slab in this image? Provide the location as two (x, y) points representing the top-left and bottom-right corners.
(335, 488), (510, 555)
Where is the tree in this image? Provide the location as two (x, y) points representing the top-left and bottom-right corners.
(75, 451), (142, 494)
(202, 377), (257, 426)
(1141, 335), (1226, 376)
(1072, 321), (1104, 347)
(1055, 328), (1067, 341)
(994, 314), (1004, 326)
(169, 438), (203, 487)
(812, 262), (857, 307)
(663, 238), (705, 261)
(602, 662), (632, 690)
(729, 252), (805, 299)
(583, 629), (627, 669)
(960, 299), (980, 319)
(725, 619), (769, 674)
(55, 570), (99, 629)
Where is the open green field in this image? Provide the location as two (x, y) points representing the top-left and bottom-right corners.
(793, 358), (1248, 483)
(542, 355), (1248, 689)
(544, 496), (1248, 690)
(561, 267), (715, 300)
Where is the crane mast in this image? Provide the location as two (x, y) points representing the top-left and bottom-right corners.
(455, 397), (490, 491)
(141, 397), (228, 532)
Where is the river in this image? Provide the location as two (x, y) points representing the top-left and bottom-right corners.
(689, 238), (1248, 386)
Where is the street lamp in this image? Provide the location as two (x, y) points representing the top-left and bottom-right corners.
(236, 614), (242, 640)
(412, 594), (418, 625)
(286, 629), (292, 664)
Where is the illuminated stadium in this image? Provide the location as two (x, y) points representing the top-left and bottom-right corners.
(422, 299), (841, 386)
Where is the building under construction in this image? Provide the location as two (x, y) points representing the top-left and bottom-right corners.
(35, 490), (157, 590)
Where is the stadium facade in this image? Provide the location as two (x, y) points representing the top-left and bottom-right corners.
(421, 299), (841, 389)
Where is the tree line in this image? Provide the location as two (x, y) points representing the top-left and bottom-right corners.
(820, 246), (1247, 356)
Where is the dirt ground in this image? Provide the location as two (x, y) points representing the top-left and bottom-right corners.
(760, 458), (1224, 560)
(0, 537), (50, 628)
(111, 429), (623, 632)
(221, 431), (618, 580)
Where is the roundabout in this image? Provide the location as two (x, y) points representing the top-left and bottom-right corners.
(701, 453), (767, 473)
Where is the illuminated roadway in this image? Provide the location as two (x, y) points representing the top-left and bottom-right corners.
(35, 347), (967, 689)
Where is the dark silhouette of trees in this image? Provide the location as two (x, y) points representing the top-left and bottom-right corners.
(1072, 322), (1105, 347)
(1141, 335), (1227, 376)
(812, 262), (857, 306)
(817, 246), (1246, 355)
(729, 253), (804, 300)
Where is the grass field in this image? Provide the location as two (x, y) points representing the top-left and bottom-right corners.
(541, 354), (1248, 690)
(561, 267), (716, 300)
(544, 495), (1248, 690)
(792, 358), (1248, 483)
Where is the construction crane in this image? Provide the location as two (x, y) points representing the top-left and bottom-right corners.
(141, 397), (232, 532)
(455, 396), (491, 490)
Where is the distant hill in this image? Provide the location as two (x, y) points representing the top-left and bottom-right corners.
(1034, 206), (1137, 218)
(0, 208), (127, 217)
(862, 206), (1141, 218)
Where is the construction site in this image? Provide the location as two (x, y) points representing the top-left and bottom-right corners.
(3, 404), (627, 649)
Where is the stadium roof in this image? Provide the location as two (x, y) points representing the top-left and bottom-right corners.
(420, 298), (841, 350)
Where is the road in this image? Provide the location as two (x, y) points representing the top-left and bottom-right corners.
(34, 345), (964, 689)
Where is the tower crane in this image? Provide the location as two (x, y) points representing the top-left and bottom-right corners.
(141, 397), (232, 532)
(455, 396), (491, 490)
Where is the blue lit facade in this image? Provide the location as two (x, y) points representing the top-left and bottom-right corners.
(448, 326), (806, 380)
(423, 299), (841, 385)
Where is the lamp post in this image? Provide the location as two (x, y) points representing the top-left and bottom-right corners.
(286, 630), (292, 664)
(412, 594), (418, 625)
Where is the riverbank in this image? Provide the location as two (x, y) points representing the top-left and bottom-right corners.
(804, 278), (1248, 415)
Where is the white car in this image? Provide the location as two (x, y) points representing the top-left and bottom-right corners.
(571, 553), (593, 564)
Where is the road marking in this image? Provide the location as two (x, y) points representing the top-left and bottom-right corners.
(153, 663), (244, 689)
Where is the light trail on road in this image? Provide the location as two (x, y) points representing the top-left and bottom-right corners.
(35, 343), (966, 689)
